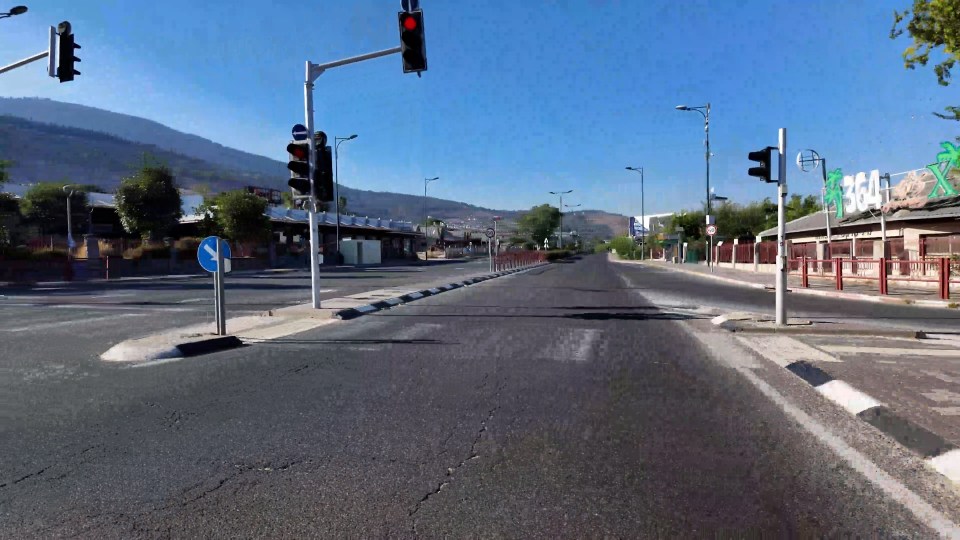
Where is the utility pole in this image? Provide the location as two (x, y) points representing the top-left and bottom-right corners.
(423, 176), (439, 263)
(549, 190), (573, 249)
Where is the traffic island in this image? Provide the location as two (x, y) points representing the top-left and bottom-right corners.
(711, 312), (926, 339)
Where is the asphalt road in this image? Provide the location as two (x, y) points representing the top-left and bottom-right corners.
(0, 254), (948, 537)
(619, 260), (960, 333)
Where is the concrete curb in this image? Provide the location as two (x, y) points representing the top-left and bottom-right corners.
(724, 316), (960, 485)
(101, 334), (243, 362)
(716, 320), (926, 339)
(615, 256), (958, 310)
(334, 263), (548, 321)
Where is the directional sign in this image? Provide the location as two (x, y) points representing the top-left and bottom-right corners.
(198, 236), (232, 273)
(485, 227), (495, 239)
(292, 124), (308, 141)
(706, 224), (718, 237)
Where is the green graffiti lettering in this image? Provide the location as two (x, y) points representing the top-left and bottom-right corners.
(824, 168), (845, 218)
(927, 141), (959, 199)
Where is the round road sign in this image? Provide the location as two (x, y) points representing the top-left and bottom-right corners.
(485, 228), (495, 239)
(706, 224), (718, 236)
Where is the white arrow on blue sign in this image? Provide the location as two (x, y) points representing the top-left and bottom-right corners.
(292, 124), (308, 141)
(198, 236), (232, 273)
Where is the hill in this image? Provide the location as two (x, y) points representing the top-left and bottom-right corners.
(0, 99), (627, 238)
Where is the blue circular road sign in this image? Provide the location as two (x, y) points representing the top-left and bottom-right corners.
(292, 124), (308, 141)
(198, 236), (232, 273)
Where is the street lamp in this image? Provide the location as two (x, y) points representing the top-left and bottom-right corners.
(549, 189), (573, 249)
(0, 5), (27, 19)
(334, 133), (357, 264)
(62, 184), (79, 252)
(676, 103), (711, 267)
(424, 176), (439, 263)
(625, 166), (646, 260)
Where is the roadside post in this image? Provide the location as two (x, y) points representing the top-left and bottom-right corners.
(706, 224), (718, 272)
(198, 236), (232, 336)
(486, 227), (495, 272)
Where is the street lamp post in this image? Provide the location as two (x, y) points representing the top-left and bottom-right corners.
(564, 203), (582, 252)
(625, 166), (645, 260)
(549, 190), (573, 249)
(0, 5), (27, 19)
(676, 103), (711, 267)
(334, 134), (357, 264)
(62, 184), (78, 253)
(423, 177), (439, 263)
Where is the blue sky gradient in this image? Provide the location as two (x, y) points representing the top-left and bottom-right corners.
(1, 0), (956, 216)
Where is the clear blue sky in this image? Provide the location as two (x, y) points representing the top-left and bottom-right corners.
(1, 0), (956, 216)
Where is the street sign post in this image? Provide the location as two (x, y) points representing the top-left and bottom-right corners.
(291, 123), (308, 141)
(198, 236), (232, 335)
(706, 224), (718, 274)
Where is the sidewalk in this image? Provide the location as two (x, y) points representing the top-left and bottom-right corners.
(618, 256), (958, 309)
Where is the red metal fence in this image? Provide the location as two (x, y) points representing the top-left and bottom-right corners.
(790, 257), (958, 299)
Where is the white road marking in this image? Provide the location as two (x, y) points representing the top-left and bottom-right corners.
(2, 313), (147, 332)
(689, 326), (960, 537)
(736, 335), (841, 366)
(816, 380), (884, 415)
(31, 287), (65, 291)
(58, 305), (197, 312)
(178, 298), (207, 304)
(929, 449), (960, 485)
(821, 346), (960, 357)
(922, 389), (960, 403)
(572, 329), (601, 363)
(932, 407), (960, 416)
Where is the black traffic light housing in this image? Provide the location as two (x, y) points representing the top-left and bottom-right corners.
(315, 144), (334, 202)
(287, 141), (311, 195)
(398, 10), (427, 74)
(56, 23), (81, 83)
(748, 147), (777, 183)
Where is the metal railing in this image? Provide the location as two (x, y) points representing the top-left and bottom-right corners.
(790, 257), (956, 299)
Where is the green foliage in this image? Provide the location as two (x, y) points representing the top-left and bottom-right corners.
(30, 248), (69, 261)
(338, 196), (348, 215)
(667, 196), (820, 241)
(608, 236), (639, 259)
(115, 165), (183, 240)
(892, 0), (960, 122)
(0, 159), (9, 188)
(174, 237), (202, 259)
(517, 204), (560, 245)
(594, 241), (612, 254)
(211, 190), (270, 243)
(123, 244), (171, 260)
(20, 182), (90, 235)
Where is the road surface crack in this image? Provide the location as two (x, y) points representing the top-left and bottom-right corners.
(409, 379), (504, 535)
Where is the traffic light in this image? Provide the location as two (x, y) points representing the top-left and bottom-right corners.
(56, 22), (81, 83)
(398, 10), (427, 74)
(748, 147), (775, 183)
(287, 140), (311, 195)
(315, 143), (334, 202)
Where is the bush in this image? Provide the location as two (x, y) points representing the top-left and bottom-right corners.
(30, 248), (69, 261)
(174, 237), (202, 259)
(594, 242), (612, 253)
(0, 246), (34, 260)
(123, 244), (171, 259)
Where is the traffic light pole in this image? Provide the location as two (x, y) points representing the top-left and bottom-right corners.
(0, 26), (55, 76)
(776, 128), (788, 326)
(303, 46), (402, 309)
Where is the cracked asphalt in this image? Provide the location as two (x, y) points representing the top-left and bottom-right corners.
(0, 254), (945, 537)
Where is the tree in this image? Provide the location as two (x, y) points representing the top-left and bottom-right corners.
(211, 190), (271, 243)
(115, 165), (183, 241)
(20, 182), (89, 236)
(338, 195), (348, 215)
(516, 204), (560, 245)
(0, 160), (9, 189)
(891, 0), (960, 122)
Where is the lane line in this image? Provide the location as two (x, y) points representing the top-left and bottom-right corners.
(2, 313), (148, 332)
(930, 450), (960, 483)
(572, 329), (601, 363)
(691, 326), (960, 537)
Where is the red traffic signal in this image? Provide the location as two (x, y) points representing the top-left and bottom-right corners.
(398, 10), (427, 74)
(287, 142), (309, 161)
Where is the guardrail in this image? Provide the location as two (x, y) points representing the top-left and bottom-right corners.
(791, 257), (957, 300)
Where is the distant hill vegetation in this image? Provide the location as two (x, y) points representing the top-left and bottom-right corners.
(0, 98), (626, 237)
